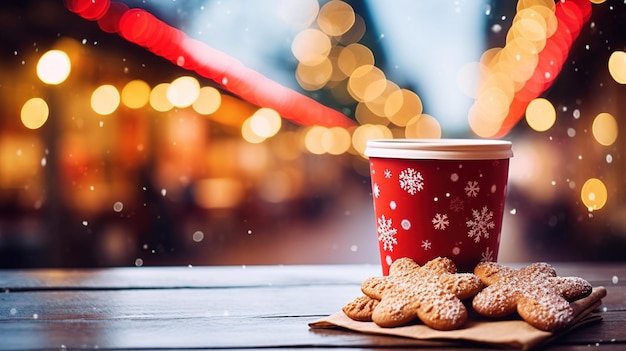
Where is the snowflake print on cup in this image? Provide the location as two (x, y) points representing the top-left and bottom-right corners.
(481, 246), (495, 262)
(432, 213), (449, 230)
(377, 215), (398, 251)
(464, 180), (480, 197)
(365, 139), (512, 274)
(399, 168), (424, 195)
(373, 183), (380, 198)
(466, 206), (495, 243)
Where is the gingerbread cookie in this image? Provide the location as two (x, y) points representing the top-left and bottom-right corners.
(342, 295), (379, 322)
(354, 257), (483, 330)
(472, 261), (593, 331)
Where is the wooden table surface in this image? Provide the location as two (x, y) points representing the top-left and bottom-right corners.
(0, 262), (624, 350)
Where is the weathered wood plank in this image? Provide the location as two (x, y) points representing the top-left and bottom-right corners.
(0, 263), (624, 350)
(1, 262), (624, 290)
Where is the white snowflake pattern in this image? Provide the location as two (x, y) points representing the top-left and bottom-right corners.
(384, 169), (392, 178)
(432, 213), (449, 230)
(421, 240), (432, 250)
(464, 180), (480, 197)
(450, 197), (464, 212)
(373, 183), (380, 198)
(399, 168), (424, 195)
(466, 206), (495, 243)
(377, 215), (398, 251)
(481, 246), (494, 262)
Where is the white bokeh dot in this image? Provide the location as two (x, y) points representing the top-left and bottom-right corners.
(389, 200), (397, 210)
(401, 219), (411, 230)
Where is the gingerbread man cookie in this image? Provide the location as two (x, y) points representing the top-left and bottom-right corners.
(349, 257), (483, 330)
(472, 261), (593, 331)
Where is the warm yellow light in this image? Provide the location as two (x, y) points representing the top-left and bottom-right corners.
(347, 65), (386, 103)
(241, 118), (266, 144)
(304, 126), (328, 155)
(337, 43), (374, 76)
(91, 85), (120, 115)
(592, 112), (618, 146)
(327, 126), (351, 155)
(37, 50), (71, 85)
(194, 178), (244, 209)
(121, 80), (151, 109)
(291, 28), (331, 66)
(468, 103), (502, 138)
(581, 178), (608, 211)
(20, 98), (49, 129)
(296, 58), (333, 91)
(192, 86), (221, 115)
(317, 0), (355, 37)
(167, 76), (200, 108)
(385, 89), (423, 127)
(525, 98), (555, 132)
(248, 108), (282, 138)
(355, 102), (389, 126)
(405, 114), (442, 139)
(351, 124), (392, 155)
(608, 51), (626, 84)
(150, 83), (174, 112)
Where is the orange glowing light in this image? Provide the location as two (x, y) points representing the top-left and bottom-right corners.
(317, 0), (356, 37)
(592, 112), (618, 146)
(37, 50), (71, 85)
(581, 178), (607, 211)
(471, 0), (591, 137)
(21, 98), (49, 129)
(608, 51), (626, 84)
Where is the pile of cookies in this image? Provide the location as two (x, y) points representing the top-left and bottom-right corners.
(342, 257), (593, 332)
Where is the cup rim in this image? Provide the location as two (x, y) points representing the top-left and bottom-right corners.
(364, 138), (513, 160)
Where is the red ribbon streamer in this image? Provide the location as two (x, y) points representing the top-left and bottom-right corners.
(66, 0), (356, 128)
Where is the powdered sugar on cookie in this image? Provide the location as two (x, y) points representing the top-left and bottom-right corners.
(472, 261), (593, 331)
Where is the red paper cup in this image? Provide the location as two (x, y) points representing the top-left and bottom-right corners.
(365, 139), (513, 274)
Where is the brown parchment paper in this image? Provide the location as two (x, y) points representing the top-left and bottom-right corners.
(309, 286), (607, 350)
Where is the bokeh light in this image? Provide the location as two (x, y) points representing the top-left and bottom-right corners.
(303, 125), (351, 155)
(36, 50), (71, 85)
(291, 28), (331, 66)
(167, 76), (200, 108)
(317, 0), (355, 37)
(608, 51), (626, 84)
(149, 83), (174, 112)
(404, 114), (442, 139)
(592, 112), (618, 146)
(581, 178), (608, 211)
(121, 79), (151, 109)
(91, 84), (120, 115)
(192, 86), (221, 115)
(248, 108), (282, 138)
(525, 97), (555, 132)
(20, 98), (49, 129)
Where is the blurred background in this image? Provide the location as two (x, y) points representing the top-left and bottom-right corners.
(1, 0), (625, 268)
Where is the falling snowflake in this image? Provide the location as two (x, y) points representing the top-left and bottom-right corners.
(384, 169), (392, 178)
(481, 246), (494, 262)
(450, 197), (464, 212)
(432, 213), (449, 230)
(466, 206), (495, 243)
(421, 240), (432, 250)
(377, 215), (398, 251)
(464, 180), (480, 197)
(373, 183), (380, 198)
(399, 168), (424, 195)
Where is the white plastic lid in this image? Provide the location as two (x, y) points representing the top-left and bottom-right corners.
(364, 139), (513, 160)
